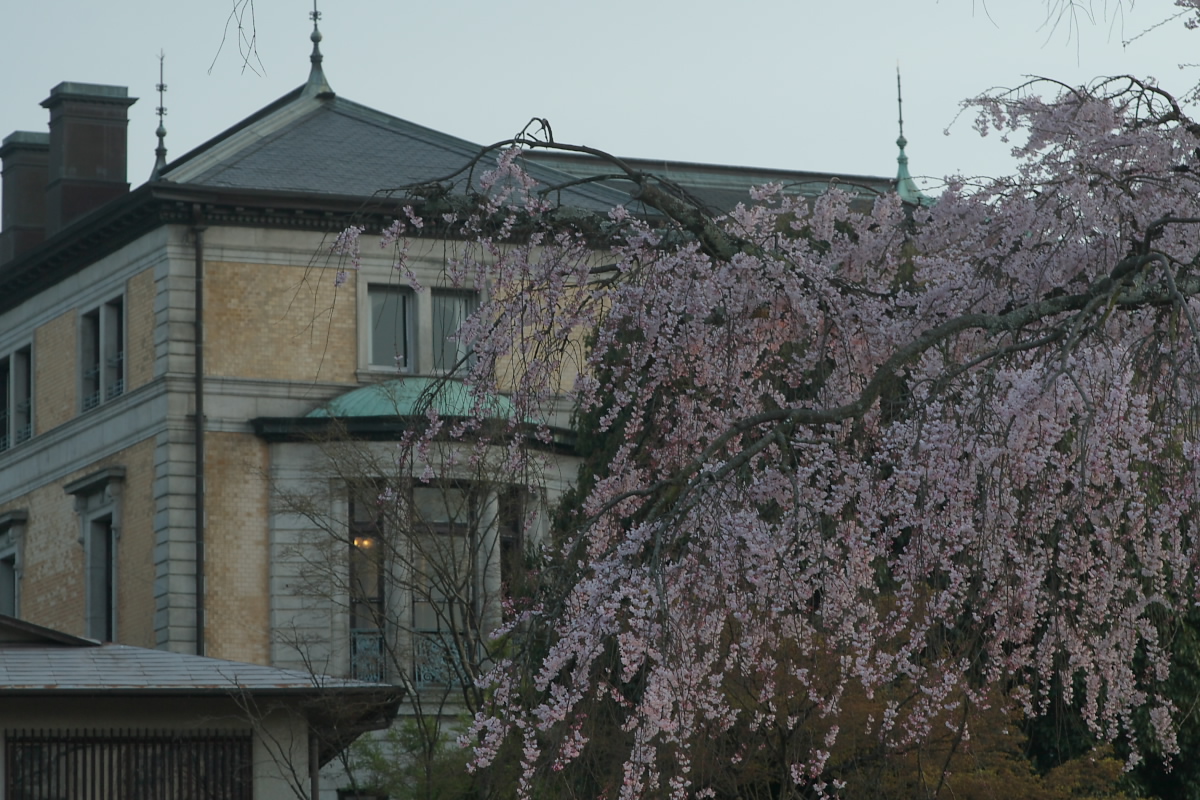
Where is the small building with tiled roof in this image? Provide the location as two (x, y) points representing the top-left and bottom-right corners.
(0, 614), (400, 798)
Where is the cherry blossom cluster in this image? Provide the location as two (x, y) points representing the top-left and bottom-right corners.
(343, 68), (1200, 797)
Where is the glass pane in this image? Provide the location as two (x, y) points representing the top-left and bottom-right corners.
(351, 482), (384, 524)
(370, 287), (410, 369)
(13, 348), (30, 443)
(87, 517), (113, 640)
(350, 540), (381, 600)
(81, 310), (101, 410)
(432, 291), (476, 373)
(413, 486), (469, 526)
(0, 555), (15, 616)
(103, 299), (124, 400)
(0, 357), (10, 451)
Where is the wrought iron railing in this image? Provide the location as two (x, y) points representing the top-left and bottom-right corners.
(413, 630), (458, 686)
(351, 628), (386, 683)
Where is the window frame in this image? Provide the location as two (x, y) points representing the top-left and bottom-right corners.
(364, 284), (415, 373)
(409, 483), (477, 686)
(0, 510), (28, 618)
(84, 512), (116, 641)
(65, 466), (124, 641)
(430, 289), (479, 375)
(80, 296), (124, 412)
(0, 344), (32, 452)
(348, 486), (388, 682)
(338, 480), (529, 687)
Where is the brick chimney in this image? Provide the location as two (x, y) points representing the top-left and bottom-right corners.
(0, 132), (50, 264)
(41, 82), (137, 236)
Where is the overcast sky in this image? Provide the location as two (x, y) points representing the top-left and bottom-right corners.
(2, 1), (1197, 195)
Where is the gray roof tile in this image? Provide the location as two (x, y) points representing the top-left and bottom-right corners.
(163, 92), (627, 213)
(0, 643), (387, 694)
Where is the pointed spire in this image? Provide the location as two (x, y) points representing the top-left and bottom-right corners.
(302, 0), (334, 98)
(150, 51), (168, 181)
(894, 66), (930, 207)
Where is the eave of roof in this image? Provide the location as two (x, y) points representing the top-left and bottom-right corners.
(0, 181), (419, 316)
(250, 414), (577, 453)
(523, 151), (896, 215)
(0, 641), (397, 694)
(0, 613), (98, 646)
(306, 378), (516, 419)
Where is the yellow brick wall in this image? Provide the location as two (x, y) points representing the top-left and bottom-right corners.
(491, 285), (592, 395)
(115, 438), (156, 648)
(204, 431), (271, 664)
(205, 261), (357, 383)
(1, 439), (155, 644)
(125, 267), (155, 392)
(5, 481), (83, 634)
(34, 311), (76, 434)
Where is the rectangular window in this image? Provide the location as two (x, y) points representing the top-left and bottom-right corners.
(0, 356), (9, 451)
(81, 297), (124, 411)
(0, 552), (15, 617)
(86, 514), (115, 640)
(0, 512), (26, 619)
(411, 485), (473, 685)
(0, 346), (32, 452)
(13, 346), (31, 445)
(349, 490), (387, 682)
(369, 285), (412, 370)
(431, 290), (478, 374)
(66, 468), (123, 641)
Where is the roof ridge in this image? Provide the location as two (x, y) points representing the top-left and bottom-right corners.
(326, 96), (489, 156)
(155, 85), (310, 182)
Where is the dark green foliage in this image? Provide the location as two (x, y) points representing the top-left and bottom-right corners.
(344, 718), (476, 800)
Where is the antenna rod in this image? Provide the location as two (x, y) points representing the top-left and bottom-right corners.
(151, 50), (168, 180)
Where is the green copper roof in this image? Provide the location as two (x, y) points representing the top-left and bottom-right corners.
(895, 135), (932, 206)
(307, 378), (515, 419)
(895, 69), (933, 207)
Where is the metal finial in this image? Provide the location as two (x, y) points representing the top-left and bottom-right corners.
(894, 64), (929, 206)
(151, 50), (169, 180)
(303, 0), (333, 97)
(310, 0), (323, 60)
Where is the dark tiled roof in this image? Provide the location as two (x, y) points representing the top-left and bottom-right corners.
(163, 93), (626, 213)
(523, 152), (896, 215)
(0, 642), (384, 694)
(0, 616), (399, 766)
(0, 614), (386, 694)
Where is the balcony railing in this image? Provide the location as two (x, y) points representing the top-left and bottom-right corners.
(413, 631), (458, 686)
(350, 629), (464, 686)
(350, 628), (385, 683)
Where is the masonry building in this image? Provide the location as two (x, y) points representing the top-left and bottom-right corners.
(0, 17), (901, 699)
